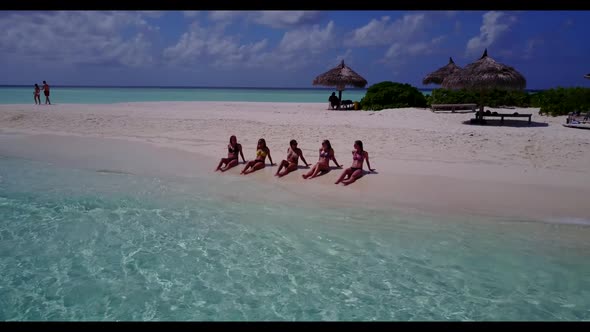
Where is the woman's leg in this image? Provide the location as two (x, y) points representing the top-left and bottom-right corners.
(342, 169), (364, 186)
(302, 163), (318, 179)
(334, 168), (353, 184)
(275, 160), (288, 176)
(220, 159), (238, 172)
(244, 162), (265, 175)
(278, 162), (298, 178)
(216, 158), (229, 171)
(241, 161), (254, 174)
(309, 164), (328, 179)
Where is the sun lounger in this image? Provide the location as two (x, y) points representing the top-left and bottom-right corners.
(567, 111), (590, 124)
(339, 100), (354, 110)
(431, 103), (477, 113)
(478, 111), (532, 125)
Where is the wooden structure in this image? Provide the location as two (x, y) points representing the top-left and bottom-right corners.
(313, 60), (367, 104)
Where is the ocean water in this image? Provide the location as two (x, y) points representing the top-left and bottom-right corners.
(0, 86), (374, 105)
(1, 156), (589, 321)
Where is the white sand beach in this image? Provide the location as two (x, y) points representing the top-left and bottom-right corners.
(1, 102), (589, 222)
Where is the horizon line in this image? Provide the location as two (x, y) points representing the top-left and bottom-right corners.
(0, 85), (551, 92)
(0, 84), (373, 90)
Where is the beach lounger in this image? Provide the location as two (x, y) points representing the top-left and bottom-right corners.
(566, 111), (590, 124)
(477, 110), (532, 125)
(340, 100), (354, 110)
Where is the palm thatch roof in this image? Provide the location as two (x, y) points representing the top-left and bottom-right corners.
(422, 57), (462, 85)
(441, 49), (526, 91)
(313, 60), (368, 91)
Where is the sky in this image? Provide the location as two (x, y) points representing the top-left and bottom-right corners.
(0, 10), (589, 89)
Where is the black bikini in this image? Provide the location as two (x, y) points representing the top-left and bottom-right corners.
(228, 144), (239, 160)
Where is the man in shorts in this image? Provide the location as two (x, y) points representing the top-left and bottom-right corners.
(42, 80), (51, 105)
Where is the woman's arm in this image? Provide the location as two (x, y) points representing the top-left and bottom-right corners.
(331, 151), (342, 168)
(267, 148), (275, 165)
(239, 145), (246, 163)
(365, 151), (375, 172)
(298, 149), (310, 167)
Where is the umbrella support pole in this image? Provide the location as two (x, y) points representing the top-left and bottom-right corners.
(477, 91), (485, 124)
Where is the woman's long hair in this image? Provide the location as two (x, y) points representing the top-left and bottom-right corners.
(322, 139), (332, 151)
(355, 140), (364, 153)
(229, 135), (237, 146)
(258, 138), (267, 149)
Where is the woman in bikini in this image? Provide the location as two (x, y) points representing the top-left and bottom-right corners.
(335, 140), (375, 186)
(241, 138), (275, 175)
(215, 135), (246, 172)
(275, 139), (309, 178)
(33, 84), (41, 105)
(302, 139), (342, 179)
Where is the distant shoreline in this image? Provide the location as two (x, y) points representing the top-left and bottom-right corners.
(0, 85), (370, 91)
(0, 85), (548, 93)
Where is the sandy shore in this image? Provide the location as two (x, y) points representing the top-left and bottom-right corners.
(1, 102), (589, 222)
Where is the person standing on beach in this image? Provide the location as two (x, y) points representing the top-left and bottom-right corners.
(42, 80), (51, 105)
(275, 139), (309, 178)
(241, 138), (275, 175)
(302, 140), (342, 179)
(216, 135), (246, 172)
(334, 140), (375, 186)
(33, 84), (41, 105)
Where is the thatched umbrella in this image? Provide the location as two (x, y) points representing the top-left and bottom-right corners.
(313, 60), (368, 103)
(442, 49), (526, 121)
(422, 57), (462, 85)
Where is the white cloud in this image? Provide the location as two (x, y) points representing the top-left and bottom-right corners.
(207, 10), (321, 28)
(208, 11), (242, 21)
(384, 35), (446, 60)
(254, 11), (321, 28)
(466, 11), (517, 56)
(164, 20), (336, 71)
(138, 11), (165, 18)
(347, 14), (426, 47)
(182, 11), (200, 18)
(163, 21), (270, 68)
(278, 21), (335, 53)
(0, 11), (156, 67)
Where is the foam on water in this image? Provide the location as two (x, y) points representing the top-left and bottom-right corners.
(1, 156), (590, 321)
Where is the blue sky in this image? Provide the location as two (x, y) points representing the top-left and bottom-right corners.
(0, 10), (589, 89)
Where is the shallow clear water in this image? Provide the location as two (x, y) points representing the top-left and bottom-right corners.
(0, 87), (372, 105)
(1, 156), (589, 321)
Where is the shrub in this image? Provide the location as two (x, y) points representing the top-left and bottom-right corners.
(360, 81), (427, 111)
(532, 87), (590, 116)
(428, 88), (531, 108)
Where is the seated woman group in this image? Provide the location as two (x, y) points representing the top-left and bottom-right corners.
(215, 136), (374, 185)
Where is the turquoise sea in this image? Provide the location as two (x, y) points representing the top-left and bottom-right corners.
(1, 155), (589, 321)
(0, 86), (374, 104)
